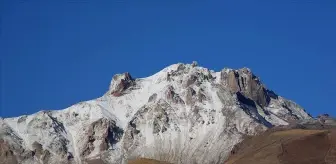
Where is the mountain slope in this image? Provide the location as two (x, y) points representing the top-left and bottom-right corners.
(0, 62), (311, 164)
(128, 158), (171, 164)
(226, 121), (336, 164)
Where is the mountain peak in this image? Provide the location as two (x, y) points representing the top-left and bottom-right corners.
(1, 63), (311, 164)
(108, 72), (135, 96)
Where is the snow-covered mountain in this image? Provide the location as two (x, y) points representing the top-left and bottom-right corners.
(0, 62), (311, 164)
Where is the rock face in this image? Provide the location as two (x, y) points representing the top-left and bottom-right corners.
(220, 68), (270, 107)
(109, 73), (135, 97)
(0, 63), (311, 164)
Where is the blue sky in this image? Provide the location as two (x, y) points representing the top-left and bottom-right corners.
(1, 0), (336, 117)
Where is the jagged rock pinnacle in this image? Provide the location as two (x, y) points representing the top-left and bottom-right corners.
(109, 72), (134, 96)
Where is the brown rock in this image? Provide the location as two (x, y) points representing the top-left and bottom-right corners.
(109, 72), (134, 96)
(81, 118), (123, 157)
(165, 86), (185, 104)
(220, 69), (240, 93)
(220, 68), (270, 107)
(185, 87), (196, 105)
(197, 91), (206, 103)
(183, 74), (198, 88)
(0, 139), (18, 164)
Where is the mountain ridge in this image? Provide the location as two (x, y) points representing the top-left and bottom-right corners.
(0, 62), (311, 164)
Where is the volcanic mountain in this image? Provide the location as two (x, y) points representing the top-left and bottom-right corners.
(0, 62), (311, 164)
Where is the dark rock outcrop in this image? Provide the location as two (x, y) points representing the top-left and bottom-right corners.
(220, 68), (271, 107)
(185, 87), (196, 105)
(165, 86), (185, 104)
(109, 72), (135, 97)
(148, 93), (158, 103)
(81, 118), (123, 157)
(0, 139), (18, 164)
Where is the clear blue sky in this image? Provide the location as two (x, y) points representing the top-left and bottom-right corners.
(1, 0), (335, 117)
